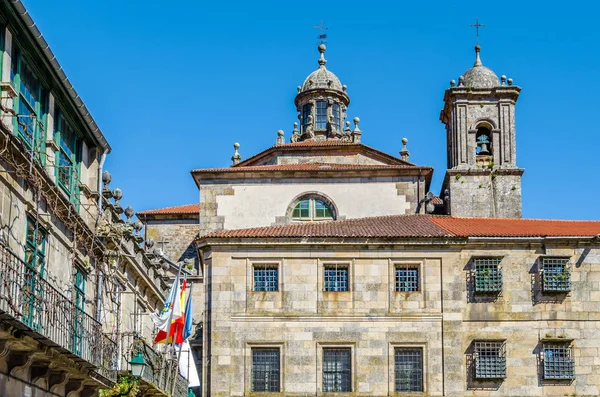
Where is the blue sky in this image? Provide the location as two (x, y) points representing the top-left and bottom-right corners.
(24, 0), (599, 220)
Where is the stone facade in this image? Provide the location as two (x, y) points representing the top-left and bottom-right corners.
(199, 237), (600, 397)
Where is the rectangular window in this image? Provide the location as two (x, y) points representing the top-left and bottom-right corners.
(253, 264), (278, 292)
(315, 100), (327, 129)
(395, 265), (419, 292)
(542, 257), (571, 292)
(23, 217), (47, 330)
(25, 216), (46, 272)
(324, 264), (348, 292)
(474, 258), (502, 293)
(302, 103), (312, 131)
(394, 348), (423, 392)
(251, 348), (280, 392)
(323, 348), (351, 392)
(54, 109), (81, 199)
(543, 343), (574, 380)
(332, 103), (341, 131)
(473, 341), (506, 379)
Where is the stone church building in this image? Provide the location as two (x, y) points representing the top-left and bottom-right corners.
(139, 43), (600, 397)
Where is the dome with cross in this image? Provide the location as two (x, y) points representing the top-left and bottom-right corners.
(462, 45), (500, 89)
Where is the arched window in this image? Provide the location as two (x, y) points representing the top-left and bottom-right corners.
(292, 198), (334, 220)
(476, 126), (492, 155)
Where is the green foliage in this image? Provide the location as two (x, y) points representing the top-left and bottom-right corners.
(487, 161), (495, 169)
(99, 376), (139, 397)
(455, 173), (461, 180)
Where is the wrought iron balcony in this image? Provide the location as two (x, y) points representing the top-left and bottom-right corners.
(0, 242), (117, 383)
(122, 334), (189, 397)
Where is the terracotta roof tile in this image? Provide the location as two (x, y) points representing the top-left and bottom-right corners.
(193, 163), (418, 173)
(200, 215), (600, 240)
(202, 215), (449, 239)
(137, 203), (199, 215)
(430, 217), (600, 237)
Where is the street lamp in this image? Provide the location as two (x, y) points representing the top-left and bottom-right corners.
(129, 352), (148, 379)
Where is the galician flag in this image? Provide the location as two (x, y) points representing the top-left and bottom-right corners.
(152, 277), (186, 344)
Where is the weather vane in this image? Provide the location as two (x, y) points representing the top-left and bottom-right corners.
(313, 20), (328, 44)
(470, 17), (485, 45)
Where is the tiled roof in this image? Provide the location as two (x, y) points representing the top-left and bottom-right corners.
(202, 215), (449, 239)
(200, 215), (600, 240)
(137, 203), (199, 216)
(430, 217), (600, 237)
(193, 162), (419, 173)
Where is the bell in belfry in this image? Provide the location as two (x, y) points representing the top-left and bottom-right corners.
(476, 134), (490, 155)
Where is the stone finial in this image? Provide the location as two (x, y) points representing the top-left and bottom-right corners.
(342, 85), (347, 91)
(344, 121), (351, 134)
(297, 86), (301, 93)
(145, 238), (155, 250)
(231, 142), (241, 166)
(133, 219), (143, 235)
(507, 78), (513, 86)
(124, 205), (134, 222)
(102, 171), (112, 188)
(276, 130), (285, 145)
(290, 122), (300, 143)
(351, 117), (362, 143)
(318, 43), (327, 67)
(112, 187), (123, 214)
(474, 44), (482, 66)
(450, 80), (456, 87)
(458, 76), (465, 87)
(501, 75), (507, 85)
(400, 137), (410, 162)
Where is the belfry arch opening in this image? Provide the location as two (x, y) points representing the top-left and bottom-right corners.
(475, 126), (492, 156)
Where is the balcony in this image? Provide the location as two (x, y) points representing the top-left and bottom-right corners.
(121, 334), (189, 397)
(0, 242), (117, 386)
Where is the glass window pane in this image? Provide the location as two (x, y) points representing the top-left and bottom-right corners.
(395, 348), (423, 392)
(395, 266), (419, 292)
(332, 103), (341, 131)
(302, 104), (312, 130)
(292, 199), (311, 219)
(316, 101), (327, 129)
(323, 348), (351, 392)
(324, 265), (348, 292)
(254, 265), (278, 292)
(252, 349), (280, 392)
(313, 199), (333, 219)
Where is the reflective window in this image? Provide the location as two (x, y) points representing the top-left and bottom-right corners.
(395, 348), (423, 392)
(292, 198), (334, 221)
(323, 348), (351, 392)
(302, 103), (312, 131)
(254, 264), (279, 292)
(252, 348), (280, 392)
(315, 100), (327, 129)
(332, 103), (341, 130)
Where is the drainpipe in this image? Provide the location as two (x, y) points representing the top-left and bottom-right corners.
(97, 149), (108, 216)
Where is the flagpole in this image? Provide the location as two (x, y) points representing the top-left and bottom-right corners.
(171, 282), (193, 395)
(161, 254), (184, 392)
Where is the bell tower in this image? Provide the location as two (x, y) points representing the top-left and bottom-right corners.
(440, 45), (524, 218)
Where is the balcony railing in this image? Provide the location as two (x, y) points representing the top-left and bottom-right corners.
(0, 243), (117, 383)
(122, 334), (189, 397)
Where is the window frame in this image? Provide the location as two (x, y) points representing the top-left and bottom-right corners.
(25, 216), (47, 273)
(302, 103), (312, 132)
(246, 343), (283, 394)
(332, 103), (341, 131)
(323, 264), (349, 292)
(473, 257), (503, 294)
(10, 43), (47, 159)
(322, 347), (352, 393)
(395, 264), (420, 292)
(542, 342), (575, 380)
(473, 340), (506, 380)
(315, 100), (328, 129)
(541, 257), (571, 293)
(291, 197), (334, 221)
(394, 347), (424, 392)
(253, 264), (279, 292)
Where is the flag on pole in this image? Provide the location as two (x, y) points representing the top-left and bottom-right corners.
(150, 277), (178, 338)
(182, 286), (193, 341)
(153, 279), (186, 344)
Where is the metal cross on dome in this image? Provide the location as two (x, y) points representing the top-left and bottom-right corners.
(470, 17), (486, 45)
(313, 20), (328, 44)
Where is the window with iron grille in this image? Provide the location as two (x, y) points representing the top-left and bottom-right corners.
(395, 265), (419, 292)
(253, 264), (278, 292)
(323, 348), (351, 392)
(394, 348), (423, 392)
(251, 348), (280, 392)
(473, 341), (506, 379)
(542, 258), (571, 292)
(324, 264), (349, 292)
(474, 258), (502, 293)
(315, 100), (328, 129)
(543, 343), (574, 380)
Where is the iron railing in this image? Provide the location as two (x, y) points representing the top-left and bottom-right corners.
(0, 243), (117, 382)
(123, 334), (189, 397)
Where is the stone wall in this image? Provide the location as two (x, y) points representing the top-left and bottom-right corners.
(203, 240), (600, 397)
(199, 176), (425, 233)
(145, 218), (200, 265)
